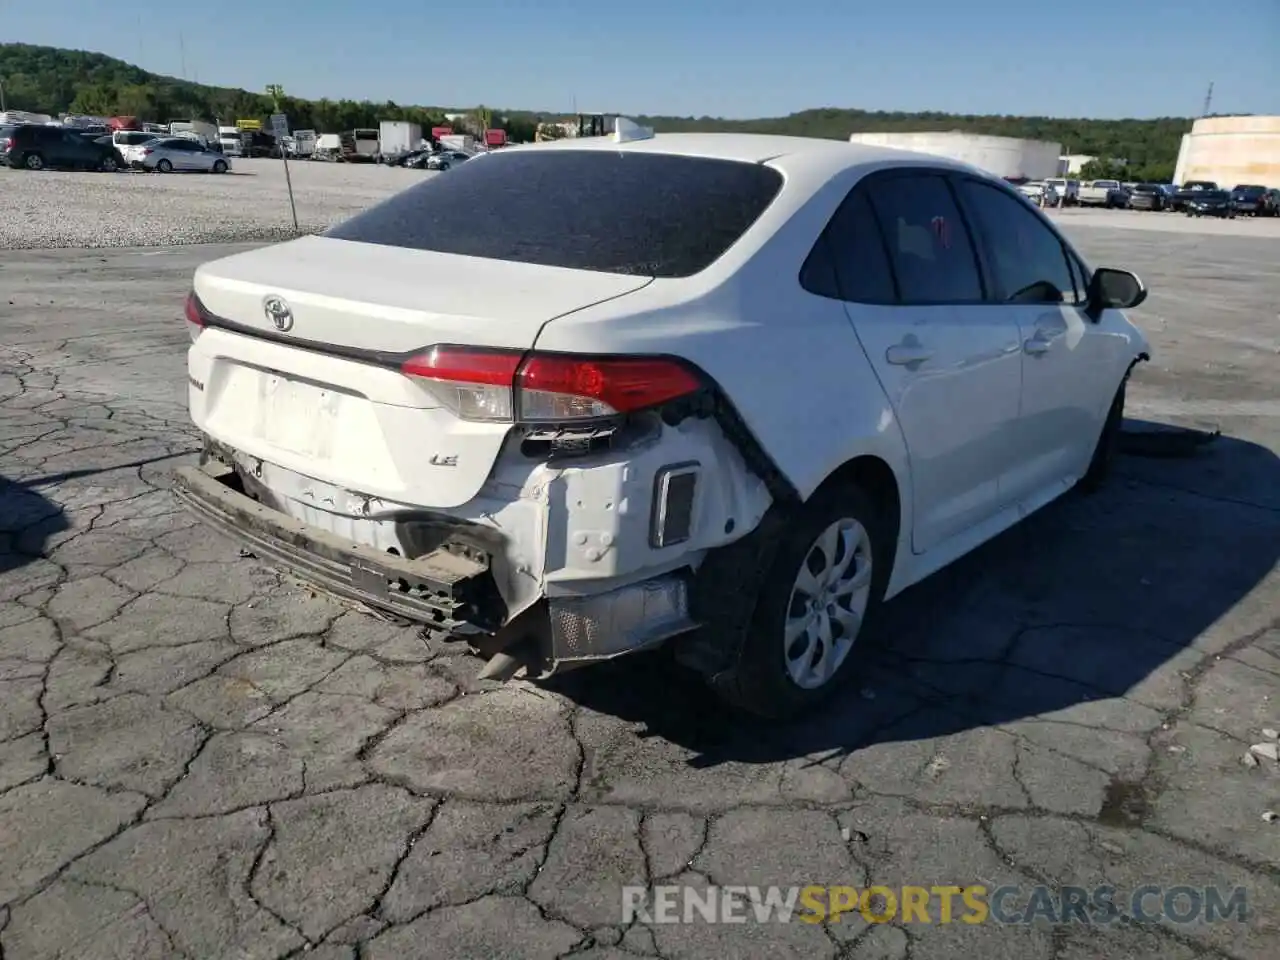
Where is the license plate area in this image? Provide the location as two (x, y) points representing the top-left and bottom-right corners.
(259, 372), (345, 458)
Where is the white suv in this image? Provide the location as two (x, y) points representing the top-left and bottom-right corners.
(173, 131), (1151, 718)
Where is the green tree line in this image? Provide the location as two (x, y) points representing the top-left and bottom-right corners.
(2, 42), (1191, 175)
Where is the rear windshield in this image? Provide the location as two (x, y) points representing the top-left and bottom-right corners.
(325, 150), (785, 278)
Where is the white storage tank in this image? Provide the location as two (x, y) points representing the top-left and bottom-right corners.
(1173, 116), (1280, 187)
(847, 131), (1063, 180)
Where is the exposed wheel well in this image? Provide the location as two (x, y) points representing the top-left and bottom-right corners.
(812, 455), (902, 571)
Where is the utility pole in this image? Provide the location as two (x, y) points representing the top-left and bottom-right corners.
(179, 32), (187, 79)
(1202, 81), (1213, 117)
(0, 77), (6, 113)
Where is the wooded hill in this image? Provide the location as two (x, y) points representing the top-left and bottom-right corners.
(1, 42), (1190, 178)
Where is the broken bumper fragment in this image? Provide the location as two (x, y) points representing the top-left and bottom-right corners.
(171, 460), (495, 634)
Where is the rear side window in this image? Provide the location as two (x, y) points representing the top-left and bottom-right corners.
(325, 150), (785, 278)
(802, 189), (897, 302)
(864, 174), (984, 304)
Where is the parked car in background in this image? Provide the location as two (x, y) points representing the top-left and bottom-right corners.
(1043, 178), (1079, 205)
(425, 150), (472, 171)
(172, 130), (1151, 718)
(1229, 184), (1274, 216)
(1184, 189), (1235, 218)
(135, 137), (231, 173)
(1126, 184), (1166, 211)
(0, 123), (122, 171)
(1016, 181), (1059, 207)
(1170, 181), (1219, 213)
(92, 135), (128, 168)
(383, 148), (433, 168)
(111, 130), (163, 166)
(1077, 180), (1129, 208)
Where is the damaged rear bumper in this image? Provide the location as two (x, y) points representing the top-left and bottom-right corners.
(171, 460), (494, 634)
(171, 457), (703, 673)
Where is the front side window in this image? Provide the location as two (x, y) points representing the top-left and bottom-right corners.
(956, 179), (1079, 304)
(863, 174), (984, 304)
(326, 150), (785, 278)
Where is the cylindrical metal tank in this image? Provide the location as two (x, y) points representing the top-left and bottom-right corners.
(847, 131), (1062, 180)
(1173, 116), (1280, 186)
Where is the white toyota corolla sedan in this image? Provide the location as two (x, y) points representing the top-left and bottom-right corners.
(173, 124), (1151, 718)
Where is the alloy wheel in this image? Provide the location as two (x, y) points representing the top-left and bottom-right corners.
(783, 518), (874, 689)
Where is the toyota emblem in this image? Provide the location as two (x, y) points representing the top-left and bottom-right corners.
(263, 296), (293, 332)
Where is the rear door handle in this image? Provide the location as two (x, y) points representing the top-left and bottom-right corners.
(1024, 334), (1052, 355)
(885, 342), (933, 368)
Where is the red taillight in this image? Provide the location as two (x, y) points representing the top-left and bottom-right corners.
(398, 346), (702, 423)
(1, 138), (11, 152)
(519, 355), (702, 420)
(401, 347), (521, 387)
(184, 291), (205, 341)
(142, 148), (153, 156)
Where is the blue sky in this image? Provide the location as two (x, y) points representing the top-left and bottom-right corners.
(2, 0), (1277, 119)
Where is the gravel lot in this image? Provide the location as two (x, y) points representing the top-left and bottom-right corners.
(1, 212), (1279, 958)
(0, 158), (417, 249)
(4, 156), (1280, 250)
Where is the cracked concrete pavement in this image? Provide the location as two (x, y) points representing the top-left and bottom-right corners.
(1, 226), (1279, 959)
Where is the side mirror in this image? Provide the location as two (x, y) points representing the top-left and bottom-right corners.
(1086, 267), (1147, 318)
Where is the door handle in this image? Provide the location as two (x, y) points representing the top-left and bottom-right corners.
(1023, 333), (1052, 355)
(885, 341), (933, 368)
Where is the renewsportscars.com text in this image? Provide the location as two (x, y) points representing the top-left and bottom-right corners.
(622, 884), (1249, 926)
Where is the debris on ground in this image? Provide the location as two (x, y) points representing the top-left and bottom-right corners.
(1247, 742), (1279, 762)
(1263, 811), (1278, 824)
(1262, 728), (1279, 740)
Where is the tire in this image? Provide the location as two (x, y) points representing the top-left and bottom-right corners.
(99, 154), (118, 173)
(212, 160), (227, 174)
(709, 484), (891, 719)
(1079, 376), (1126, 493)
(23, 152), (44, 171)
(156, 159), (172, 173)
(437, 162), (450, 171)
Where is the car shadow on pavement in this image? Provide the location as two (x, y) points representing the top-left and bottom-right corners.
(0, 475), (70, 575)
(551, 420), (1280, 767)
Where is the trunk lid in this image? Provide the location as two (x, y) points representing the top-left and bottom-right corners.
(188, 236), (653, 509)
(193, 235), (652, 353)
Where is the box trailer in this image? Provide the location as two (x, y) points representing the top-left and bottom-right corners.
(438, 134), (475, 154)
(289, 130), (317, 158)
(379, 121), (422, 157)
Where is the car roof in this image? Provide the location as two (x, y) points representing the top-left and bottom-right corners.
(513, 131), (986, 184)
